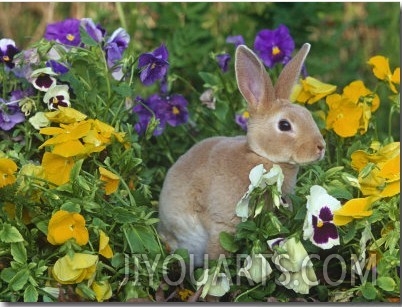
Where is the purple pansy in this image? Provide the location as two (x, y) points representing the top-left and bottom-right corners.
(104, 27), (130, 80)
(81, 18), (106, 43)
(235, 111), (250, 131)
(138, 44), (169, 86)
(226, 35), (245, 47)
(0, 38), (20, 69)
(44, 18), (81, 46)
(46, 60), (69, 74)
(253, 24), (295, 68)
(216, 53), (231, 73)
(303, 185), (341, 249)
(164, 94), (189, 127)
(0, 98), (25, 131)
(133, 93), (189, 136)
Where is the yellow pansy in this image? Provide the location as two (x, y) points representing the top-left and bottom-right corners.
(92, 280), (113, 302)
(99, 167), (120, 195)
(45, 106), (87, 124)
(351, 142), (400, 198)
(368, 55), (400, 93)
(41, 152), (75, 186)
(291, 76), (337, 104)
(326, 80), (379, 137)
(39, 121), (91, 157)
(0, 158), (18, 188)
(343, 80), (380, 112)
(52, 253), (98, 284)
(325, 93), (362, 137)
(47, 210), (89, 245)
(333, 197), (375, 226)
(99, 230), (113, 258)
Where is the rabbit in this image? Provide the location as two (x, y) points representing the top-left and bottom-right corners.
(157, 43), (326, 268)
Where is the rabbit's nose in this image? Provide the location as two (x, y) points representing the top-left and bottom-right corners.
(317, 144), (325, 152)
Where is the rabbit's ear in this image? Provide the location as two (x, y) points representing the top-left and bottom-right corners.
(235, 45), (275, 112)
(275, 43), (310, 100)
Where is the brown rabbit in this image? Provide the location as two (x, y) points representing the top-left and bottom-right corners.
(158, 43), (325, 267)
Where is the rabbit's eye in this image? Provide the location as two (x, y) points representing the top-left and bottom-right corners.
(278, 120), (292, 131)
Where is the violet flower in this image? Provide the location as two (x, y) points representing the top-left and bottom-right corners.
(133, 95), (167, 136)
(0, 98), (25, 131)
(165, 94), (189, 127)
(44, 18), (81, 46)
(235, 111), (250, 131)
(81, 18), (106, 43)
(216, 53), (231, 73)
(0, 38), (20, 69)
(253, 24), (295, 68)
(138, 44), (169, 86)
(104, 27), (130, 80)
(226, 35), (245, 47)
(46, 60), (69, 74)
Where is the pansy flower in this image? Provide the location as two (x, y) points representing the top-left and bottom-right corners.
(52, 253), (98, 284)
(44, 18), (81, 46)
(368, 55), (400, 93)
(226, 35), (245, 47)
(92, 280), (113, 302)
(41, 152), (75, 186)
(47, 210), (89, 245)
(98, 230), (114, 259)
(303, 185), (341, 249)
(99, 167), (120, 195)
(0, 38), (20, 69)
(46, 59), (69, 74)
(271, 237), (318, 294)
(104, 27), (130, 80)
(325, 80), (379, 137)
(236, 164), (284, 221)
(30, 67), (57, 92)
(138, 44), (169, 86)
(253, 24), (295, 68)
(0, 157), (18, 188)
(333, 197), (375, 226)
(43, 84), (71, 110)
(29, 112), (50, 130)
(0, 98), (25, 131)
(80, 18), (106, 43)
(165, 94), (189, 127)
(216, 53), (231, 73)
(235, 110), (249, 131)
(238, 253), (273, 284)
(351, 142), (400, 197)
(291, 76), (337, 105)
(197, 268), (231, 298)
(199, 89), (216, 110)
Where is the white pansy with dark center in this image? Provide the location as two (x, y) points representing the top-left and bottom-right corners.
(303, 185), (341, 249)
(43, 84), (71, 110)
(30, 67), (57, 92)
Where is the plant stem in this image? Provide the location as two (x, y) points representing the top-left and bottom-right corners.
(234, 283), (262, 302)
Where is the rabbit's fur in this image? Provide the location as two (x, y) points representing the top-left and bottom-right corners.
(158, 43), (325, 267)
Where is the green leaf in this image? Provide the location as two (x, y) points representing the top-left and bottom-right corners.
(198, 71), (219, 86)
(24, 284), (38, 302)
(113, 83), (133, 97)
(79, 26), (98, 47)
(376, 276), (396, 292)
(11, 242), (27, 264)
(9, 268), (29, 291)
(1, 267), (17, 283)
(123, 225), (160, 254)
(342, 223), (357, 244)
(219, 231), (239, 253)
(360, 282), (377, 300)
(0, 223), (24, 243)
